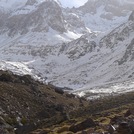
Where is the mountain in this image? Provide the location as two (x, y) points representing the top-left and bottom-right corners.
(0, 0), (66, 36)
(0, 70), (88, 134)
(71, 0), (134, 31)
(0, 0), (134, 97)
(0, 70), (133, 134)
(73, 10), (134, 96)
(0, 0), (84, 46)
(0, 1), (134, 134)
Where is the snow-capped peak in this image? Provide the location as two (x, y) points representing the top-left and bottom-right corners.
(0, 0), (59, 10)
(0, 0), (27, 10)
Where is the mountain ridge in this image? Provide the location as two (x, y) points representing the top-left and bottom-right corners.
(0, 0), (134, 96)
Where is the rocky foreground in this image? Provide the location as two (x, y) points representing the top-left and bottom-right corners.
(31, 93), (134, 134)
(0, 70), (133, 134)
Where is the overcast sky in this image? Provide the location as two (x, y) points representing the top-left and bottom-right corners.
(59, 0), (88, 7)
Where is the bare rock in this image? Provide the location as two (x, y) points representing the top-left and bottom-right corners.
(69, 118), (96, 133)
(117, 122), (132, 134)
(108, 125), (116, 134)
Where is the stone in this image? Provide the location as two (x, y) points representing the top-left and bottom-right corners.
(66, 94), (75, 99)
(124, 108), (134, 117)
(110, 116), (123, 124)
(0, 73), (12, 82)
(108, 125), (116, 134)
(124, 110), (131, 117)
(69, 118), (96, 133)
(54, 87), (64, 95)
(117, 122), (132, 134)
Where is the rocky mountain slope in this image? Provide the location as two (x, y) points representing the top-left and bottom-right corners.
(72, 11), (134, 96)
(0, 0), (134, 96)
(0, 70), (133, 134)
(74, 0), (134, 31)
(0, 70), (88, 134)
(0, 1), (134, 134)
(42, 10), (134, 91)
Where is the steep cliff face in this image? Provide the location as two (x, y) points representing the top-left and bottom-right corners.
(0, 0), (66, 37)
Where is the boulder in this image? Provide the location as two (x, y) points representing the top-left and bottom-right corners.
(48, 84), (64, 95)
(0, 73), (12, 82)
(69, 118), (96, 133)
(124, 110), (131, 117)
(110, 116), (123, 124)
(66, 94), (75, 99)
(117, 122), (132, 134)
(54, 87), (64, 95)
(20, 75), (33, 85)
(124, 107), (134, 117)
(108, 125), (116, 134)
(55, 104), (64, 113)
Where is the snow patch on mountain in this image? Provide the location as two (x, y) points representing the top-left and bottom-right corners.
(81, 5), (130, 31)
(73, 80), (134, 99)
(0, 0), (60, 10)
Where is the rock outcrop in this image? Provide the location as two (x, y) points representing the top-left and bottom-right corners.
(69, 118), (96, 133)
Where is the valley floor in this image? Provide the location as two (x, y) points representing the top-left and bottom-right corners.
(31, 92), (134, 134)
